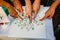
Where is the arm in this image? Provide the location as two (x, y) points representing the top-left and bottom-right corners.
(49, 0), (60, 10)
(33, 0), (41, 19)
(25, 0), (32, 22)
(40, 0), (60, 21)
(11, 0), (24, 15)
(0, 0), (23, 19)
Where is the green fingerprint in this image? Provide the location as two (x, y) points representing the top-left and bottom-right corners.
(41, 23), (43, 25)
(15, 22), (17, 24)
(32, 27), (34, 30)
(21, 27), (23, 29)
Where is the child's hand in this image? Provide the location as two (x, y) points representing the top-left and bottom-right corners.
(0, 1), (23, 20)
(25, 0), (32, 22)
(40, 7), (55, 21)
(33, 0), (40, 20)
(11, 0), (24, 15)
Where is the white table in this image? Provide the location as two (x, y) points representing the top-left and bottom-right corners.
(0, 5), (55, 40)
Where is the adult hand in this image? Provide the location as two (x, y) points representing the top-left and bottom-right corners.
(40, 0), (59, 21)
(0, 0), (23, 20)
(33, 0), (40, 20)
(25, 0), (32, 22)
(40, 7), (55, 21)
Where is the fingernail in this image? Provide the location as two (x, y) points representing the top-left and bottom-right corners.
(40, 19), (43, 21)
(0, 23), (4, 25)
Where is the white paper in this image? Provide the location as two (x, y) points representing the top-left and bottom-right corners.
(0, 7), (10, 23)
(0, 7), (10, 31)
(8, 6), (49, 39)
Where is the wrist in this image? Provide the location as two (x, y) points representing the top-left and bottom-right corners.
(25, 0), (31, 5)
(35, 0), (41, 3)
(50, 0), (59, 9)
(55, 0), (60, 4)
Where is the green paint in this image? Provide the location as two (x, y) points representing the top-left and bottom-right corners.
(16, 18), (18, 20)
(15, 22), (17, 24)
(32, 27), (34, 30)
(36, 20), (38, 23)
(21, 27), (23, 29)
(20, 21), (22, 24)
(2, 6), (9, 16)
(41, 23), (43, 25)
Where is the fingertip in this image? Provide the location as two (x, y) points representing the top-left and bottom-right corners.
(48, 17), (52, 19)
(33, 17), (36, 20)
(30, 18), (32, 23)
(40, 19), (43, 21)
(40, 17), (45, 21)
(30, 16), (32, 23)
(26, 15), (29, 18)
(22, 10), (24, 16)
(34, 14), (36, 20)
(18, 15), (23, 20)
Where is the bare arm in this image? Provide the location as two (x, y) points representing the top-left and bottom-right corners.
(33, 0), (41, 19)
(40, 0), (60, 21)
(25, 0), (32, 22)
(11, 0), (24, 15)
(50, 0), (60, 10)
(0, 0), (23, 19)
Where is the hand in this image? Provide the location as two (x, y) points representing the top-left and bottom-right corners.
(11, 0), (24, 15)
(40, 0), (59, 21)
(25, 0), (32, 22)
(33, 0), (40, 20)
(0, 0), (23, 20)
(40, 7), (55, 21)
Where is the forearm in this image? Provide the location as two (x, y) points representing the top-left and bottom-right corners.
(50, 0), (60, 10)
(0, 1), (16, 16)
(25, 0), (31, 5)
(0, 1), (13, 9)
(35, 0), (41, 3)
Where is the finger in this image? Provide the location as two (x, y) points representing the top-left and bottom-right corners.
(17, 7), (24, 15)
(40, 16), (46, 21)
(48, 13), (54, 19)
(26, 15), (28, 18)
(17, 15), (23, 20)
(34, 11), (37, 20)
(40, 14), (48, 21)
(1, 1), (19, 19)
(29, 15), (32, 23)
(26, 13), (32, 23)
(17, 8), (24, 16)
(48, 10), (55, 19)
